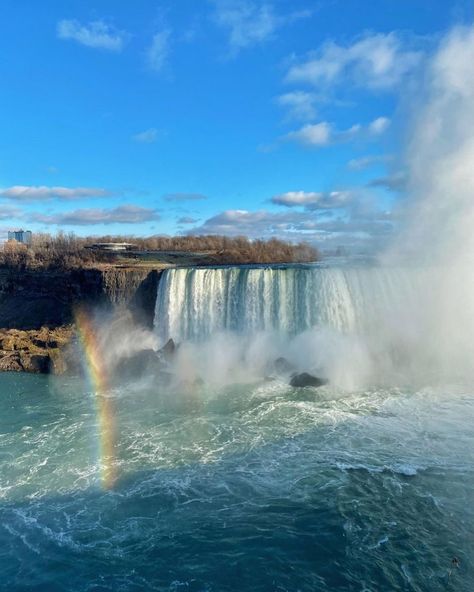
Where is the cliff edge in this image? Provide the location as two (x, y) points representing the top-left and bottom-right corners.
(0, 265), (164, 374)
(0, 265), (163, 330)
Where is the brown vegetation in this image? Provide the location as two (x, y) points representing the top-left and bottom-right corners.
(0, 232), (318, 269)
(0, 233), (111, 269)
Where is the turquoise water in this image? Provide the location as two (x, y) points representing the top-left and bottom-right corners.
(1, 372), (472, 591)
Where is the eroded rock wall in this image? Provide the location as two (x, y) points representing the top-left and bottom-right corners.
(0, 267), (162, 330)
(0, 266), (163, 373)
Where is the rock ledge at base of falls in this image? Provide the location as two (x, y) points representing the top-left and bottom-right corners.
(0, 265), (166, 375)
(0, 327), (73, 374)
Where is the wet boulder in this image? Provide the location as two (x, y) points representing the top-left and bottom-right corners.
(118, 348), (162, 378)
(273, 357), (296, 375)
(158, 338), (177, 361)
(289, 372), (327, 388)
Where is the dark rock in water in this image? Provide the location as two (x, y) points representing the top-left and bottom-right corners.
(289, 372), (327, 388)
(273, 357), (296, 375)
(20, 353), (51, 373)
(159, 338), (176, 360)
(119, 348), (162, 378)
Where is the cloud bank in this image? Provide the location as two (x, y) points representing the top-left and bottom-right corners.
(0, 186), (111, 202)
(31, 205), (160, 226)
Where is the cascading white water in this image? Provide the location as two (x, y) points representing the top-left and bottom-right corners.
(153, 263), (474, 388)
(154, 265), (416, 342)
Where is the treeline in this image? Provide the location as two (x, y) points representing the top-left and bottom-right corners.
(0, 232), (319, 269)
(196, 236), (318, 265)
(0, 233), (111, 270)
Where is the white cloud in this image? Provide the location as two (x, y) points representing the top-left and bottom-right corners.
(0, 186), (111, 202)
(147, 30), (171, 72)
(57, 19), (127, 52)
(271, 190), (352, 209)
(285, 122), (332, 146)
(338, 124), (362, 141)
(347, 154), (392, 170)
(132, 128), (159, 143)
(188, 208), (308, 236)
(271, 191), (323, 207)
(369, 116), (391, 135)
(31, 205), (160, 226)
(211, 1), (278, 52)
(284, 117), (389, 148)
(300, 191), (354, 211)
(211, 0), (311, 54)
(286, 32), (421, 91)
(276, 91), (317, 121)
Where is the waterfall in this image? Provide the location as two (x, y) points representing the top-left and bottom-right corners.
(154, 265), (415, 342)
(152, 263), (474, 387)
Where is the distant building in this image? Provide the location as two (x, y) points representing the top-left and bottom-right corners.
(8, 229), (32, 245)
(85, 242), (137, 252)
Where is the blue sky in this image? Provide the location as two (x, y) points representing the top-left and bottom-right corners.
(0, 0), (471, 252)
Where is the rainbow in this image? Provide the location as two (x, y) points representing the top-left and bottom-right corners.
(75, 308), (118, 490)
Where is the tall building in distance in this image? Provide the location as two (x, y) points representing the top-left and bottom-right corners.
(8, 229), (32, 245)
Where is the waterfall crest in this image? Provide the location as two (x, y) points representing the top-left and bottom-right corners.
(154, 265), (414, 342)
(153, 263), (474, 388)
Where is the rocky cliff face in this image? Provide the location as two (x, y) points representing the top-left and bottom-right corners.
(0, 266), (163, 374)
(0, 266), (162, 330)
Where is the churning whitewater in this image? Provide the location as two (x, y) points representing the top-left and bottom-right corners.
(1, 262), (474, 591)
(0, 265), (473, 590)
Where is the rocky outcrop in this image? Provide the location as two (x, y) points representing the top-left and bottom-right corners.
(110, 338), (179, 384)
(0, 265), (167, 374)
(289, 372), (328, 388)
(160, 338), (176, 360)
(116, 348), (162, 380)
(0, 266), (163, 330)
(0, 327), (73, 374)
(273, 357), (296, 375)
